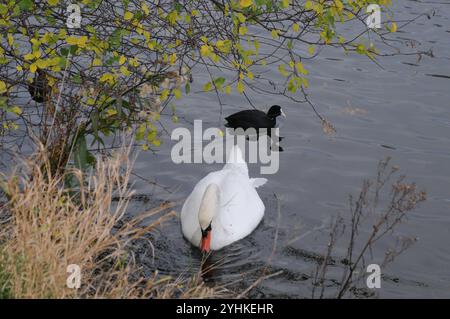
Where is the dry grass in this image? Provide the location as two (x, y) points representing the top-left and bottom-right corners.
(0, 144), (228, 299)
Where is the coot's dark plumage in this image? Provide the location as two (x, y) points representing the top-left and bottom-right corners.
(224, 105), (285, 134)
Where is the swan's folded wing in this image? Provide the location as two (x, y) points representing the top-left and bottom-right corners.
(250, 178), (267, 188)
(214, 173), (265, 248)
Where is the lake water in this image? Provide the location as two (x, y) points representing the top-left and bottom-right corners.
(128, 0), (450, 298)
(126, 0), (450, 298)
(0, 0), (426, 298)
(1, 0), (446, 298)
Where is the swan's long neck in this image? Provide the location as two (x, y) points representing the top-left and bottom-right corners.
(223, 145), (248, 175)
(198, 183), (220, 230)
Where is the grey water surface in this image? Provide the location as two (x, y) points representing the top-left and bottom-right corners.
(127, 0), (450, 298)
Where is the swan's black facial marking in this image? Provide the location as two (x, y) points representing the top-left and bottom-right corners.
(201, 223), (212, 238)
(200, 223), (212, 253)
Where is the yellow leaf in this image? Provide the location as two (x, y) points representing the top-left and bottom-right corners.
(36, 59), (48, 69)
(78, 38), (88, 48)
(278, 64), (289, 77)
(271, 29), (279, 39)
(173, 88), (182, 99)
(305, 1), (312, 10)
(302, 78), (309, 88)
(106, 109), (117, 116)
(203, 82), (212, 91)
(390, 22), (397, 33)
(9, 106), (22, 115)
(141, 2), (150, 15)
(225, 85), (231, 94)
(254, 39), (260, 50)
(240, 0), (253, 8)
(0, 80), (6, 94)
(295, 62), (309, 75)
(169, 53), (177, 65)
(86, 97), (95, 105)
(282, 0), (289, 9)
(47, 77), (56, 87)
(160, 89), (169, 101)
(47, 0), (59, 5)
(200, 45), (211, 57)
(66, 36), (88, 47)
(100, 73), (115, 85)
(48, 57), (60, 66)
(124, 11), (134, 21)
(66, 36), (78, 46)
(7, 34), (14, 46)
(24, 53), (34, 61)
(92, 58), (102, 66)
(33, 50), (42, 59)
(293, 23), (300, 33)
(308, 45), (315, 55)
(58, 29), (67, 39)
(167, 11), (178, 24)
(119, 55), (126, 65)
(236, 81), (244, 94)
(236, 13), (246, 23)
(216, 40), (226, 51)
(120, 66), (131, 76)
(30, 63), (37, 73)
(239, 26), (248, 36)
(129, 58), (139, 67)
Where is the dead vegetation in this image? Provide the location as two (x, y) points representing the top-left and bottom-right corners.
(312, 157), (427, 298)
(0, 144), (228, 299)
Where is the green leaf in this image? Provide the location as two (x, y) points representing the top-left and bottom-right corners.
(0, 4), (8, 15)
(60, 47), (69, 57)
(287, 40), (293, 50)
(74, 135), (88, 170)
(69, 45), (78, 55)
(213, 77), (226, 88)
(18, 0), (33, 11)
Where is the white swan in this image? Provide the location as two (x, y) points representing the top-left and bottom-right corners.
(180, 145), (267, 252)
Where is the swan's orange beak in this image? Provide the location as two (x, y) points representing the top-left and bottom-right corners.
(200, 230), (211, 253)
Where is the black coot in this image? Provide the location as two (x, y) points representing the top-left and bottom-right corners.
(224, 105), (285, 136)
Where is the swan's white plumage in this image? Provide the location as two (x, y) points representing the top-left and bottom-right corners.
(180, 145), (266, 250)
